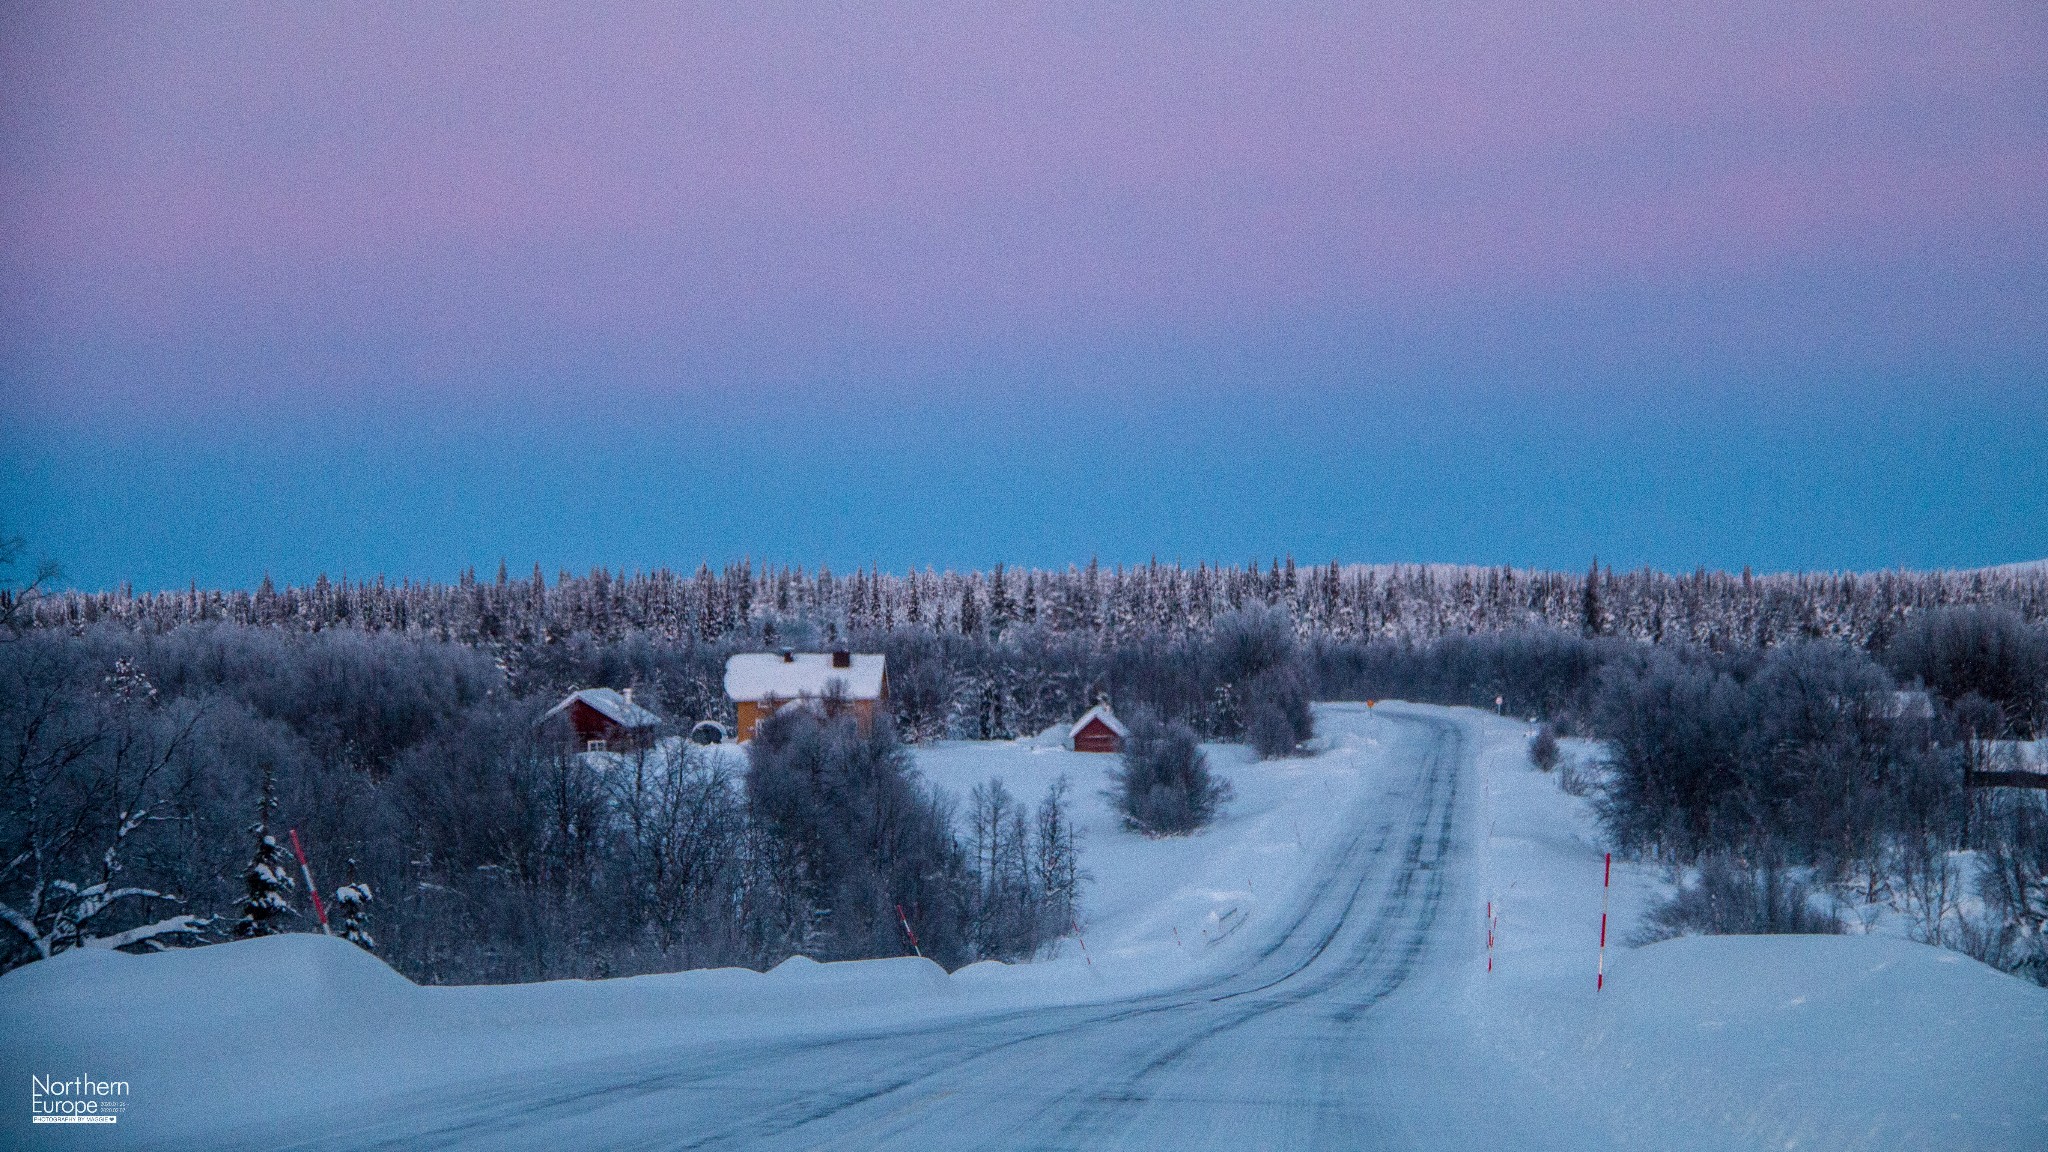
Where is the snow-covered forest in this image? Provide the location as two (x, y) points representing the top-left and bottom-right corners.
(3, 558), (2045, 988)
(25, 558), (2048, 650)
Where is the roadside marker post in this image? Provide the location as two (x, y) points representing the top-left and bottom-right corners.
(896, 904), (922, 959)
(1596, 852), (1611, 991)
(1485, 900), (1495, 973)
(288, 828), (330, 934)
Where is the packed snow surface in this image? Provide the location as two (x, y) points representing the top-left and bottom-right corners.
(5, 704), (2043, 1150)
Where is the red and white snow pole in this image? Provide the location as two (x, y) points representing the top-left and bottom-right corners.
(289, 828), (330, 934)
(896, 903), (922, 959)
(1596, 852), (1610, 991)
(1486, 900), (1495, 973)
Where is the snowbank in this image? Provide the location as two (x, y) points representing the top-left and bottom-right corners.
(1584, 935), (2048, 1150)
(1452, 705), (2048, 1151)
(0, 934), (965, 1148)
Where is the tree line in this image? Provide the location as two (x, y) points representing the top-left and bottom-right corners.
(27, 557), (2048, 654)
(5, 550), (2045, 985)
(0, 620), (1129, 982)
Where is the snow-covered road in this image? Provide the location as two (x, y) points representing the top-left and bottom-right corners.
(229, 705), (1596, 1151)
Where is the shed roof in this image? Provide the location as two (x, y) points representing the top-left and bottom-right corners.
(1887, 690), (1936, 720)
(1070, 703), (1129, 741)
(724, 653), (887, 702)
(1983, 740), (2048, 774)
(542, 687), (663, 729)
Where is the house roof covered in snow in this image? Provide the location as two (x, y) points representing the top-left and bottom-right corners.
(542, 687), (663, 729)
(1887, 690), (1936, 721)
(724, 653), (887, 702)
(1070, 703), (1129, 740)
(1981, 740), (2048, 774)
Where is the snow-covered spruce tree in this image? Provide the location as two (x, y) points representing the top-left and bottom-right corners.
(332, 858), (373, 952)
(1109, 708), (1232, 836)
(231, 767), (296, 939)
(1581, 557), (1605, 637)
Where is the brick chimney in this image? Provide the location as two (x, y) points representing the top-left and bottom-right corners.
(832, 649), (852, 668)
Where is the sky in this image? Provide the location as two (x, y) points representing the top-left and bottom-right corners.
(2, 1), (2044, 591)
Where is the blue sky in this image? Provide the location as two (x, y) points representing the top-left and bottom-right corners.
(3, 3), (2044, 589)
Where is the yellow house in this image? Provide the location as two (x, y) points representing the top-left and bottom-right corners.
(724, 649), (888, 742)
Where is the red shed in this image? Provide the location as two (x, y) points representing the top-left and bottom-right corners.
(540, 687), (662, 753)
(1069, 703), (1129, 754)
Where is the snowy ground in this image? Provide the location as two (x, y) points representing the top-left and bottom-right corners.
(914, 720), (1384, 994)
(4, 703), (2044, 1150)
(1459, 711), (2048, 1150)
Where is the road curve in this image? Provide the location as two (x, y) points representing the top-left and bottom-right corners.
(261, 705), (1596, 1151)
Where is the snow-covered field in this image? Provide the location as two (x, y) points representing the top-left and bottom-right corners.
(4, 703), (2044, 1150)
(915, 720), (1384, 993)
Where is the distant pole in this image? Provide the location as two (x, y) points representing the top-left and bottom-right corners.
(1596, 852), (1611, 991)
(896, 904), (922, 958)
(289, 828), (330, 934)
(1486, 900), (1494, 973)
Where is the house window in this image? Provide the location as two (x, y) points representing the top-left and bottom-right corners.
(586, 739), (608, 752)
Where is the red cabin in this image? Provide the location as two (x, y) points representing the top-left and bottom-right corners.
(540, 688), (662, 753)
(1069, 703), (1129, 754)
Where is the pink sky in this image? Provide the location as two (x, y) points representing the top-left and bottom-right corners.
(2, 2), (2044, 584)
(4, 0), (2042, 389)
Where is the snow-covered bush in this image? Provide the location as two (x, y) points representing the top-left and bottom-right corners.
(746, 710), (973, 966)
(1637, 853), (1842, 942)
(1974, 792), (2048, 985)
(1208, 604), (1297, 687)
(1593, 641), (1909, 866)
(1881, 605), (2048, 738)
(1245, 667), (1315, 758)
(1529, 724), (1560, 771)
(1109, 710), (1232, 836)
